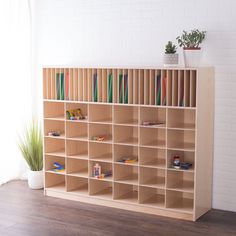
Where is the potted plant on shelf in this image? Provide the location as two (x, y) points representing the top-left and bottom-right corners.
(163, 41), (178, 66)
(18, 120), (43, 189)
(176, 29), (206, 67)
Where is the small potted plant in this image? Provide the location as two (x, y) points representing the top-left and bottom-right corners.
(18, 120), (43, 189)
(176, 29), (206, 67)
(163, 41), (178, 66)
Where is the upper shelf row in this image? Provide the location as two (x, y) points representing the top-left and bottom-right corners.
(43, 68), (197, 107)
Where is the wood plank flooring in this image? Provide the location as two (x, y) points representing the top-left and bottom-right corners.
(0, 181), (235, 236)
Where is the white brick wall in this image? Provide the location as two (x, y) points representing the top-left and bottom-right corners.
(32, 0), (236, 212)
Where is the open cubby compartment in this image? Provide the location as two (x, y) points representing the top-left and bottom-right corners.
(190, 70), (197, 107)
(89, 103), (112, 123)
(44, 101), (64, 120)
(45, 172), (66, 191)
(114, 183), (138, 204)
(114, 144), (138, 164)
(44, 119), (65, 138)
(66, 121), (88, 140)
(139, 147), (166, 168)
(132, 69), (139, 104)
(167, 150), (195, 171)
(89, 123), (112, 143)
(167, 130), (195, 151)
(166, 190), (194, 213)
(139, 186), (165, 208)
(89, 142), (112, 162)
(114, 125), (138, 145)
(66, 176), (88, 195)
(167, 108), (195, 130)
(44, 137), (65, 156)
(89, 161), (113, 181)
(66, 140), (88, 159)
(140, 127), (166, 148)
(114, 164), (138, 185)
(65, 102), (88, 121)
(140, 107), (166, 127)
(167, 170), (194, 192)
(67, 158), (88, 177)
(45, 155), (65, 174)
(89, 179), (112, 199)
(114, 105), (138, 125)
(140, 167), (165, 189)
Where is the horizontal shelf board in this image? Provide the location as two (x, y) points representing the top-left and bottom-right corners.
(45, 150), (65, 157)
(167, 123), (195, 131)
(167, 167), (194, 173)
(115, 191), (138, 204)
(45, 183), (66, 192)
(90, 176), (113, 182)
(140, 124), (166, 129)
(140, 141), (166, 149)
(89, 119), (112, 125)
(66, 136), (88, 141)
(167, 181), (194, 193)
(167, 143), (195, 152)
(44, 134), (65, 139)
(66, 153), (88, 160)
(66, 119), (88, 123)
(140, 160), (166, 169)
(68, 188), (88, 195)
(114, 123), (138, 127)
(44, 116), (65, 121)
(115, 175), (138, 185)
(45, 170), (65, 175)
(140, 182), (165, 189)
(115, 162), (138, 166)
(114, 138), (138, 146)
(89, 139), (113, 144)
(90, 154), (112, 163)
(90, 188), (113, 200)
(67, 171), (88, 178)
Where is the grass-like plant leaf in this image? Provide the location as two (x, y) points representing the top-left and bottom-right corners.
(18, 120), (43, 171)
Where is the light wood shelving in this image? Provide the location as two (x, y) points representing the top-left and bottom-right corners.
(43, 67), (214, 221)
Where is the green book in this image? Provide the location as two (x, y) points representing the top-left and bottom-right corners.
(108, 74), (113, 103)
(119, 74), (123, 103)
(124, 74), (128, 104)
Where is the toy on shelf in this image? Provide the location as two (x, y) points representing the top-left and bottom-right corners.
(172, 155), (192, 170)
(141, 121), (165, 127)
(92, 163), (112, 179)
(52, 162), (65, 172)
(91, 134), (110, 142)
(48, 130), (61, 136)
(66, 108), (87, 120)
(118, 156), (138, 164)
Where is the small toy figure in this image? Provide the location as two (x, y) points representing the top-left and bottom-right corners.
(52, 162), (65, 172)
(180, 162), (192, 170)
(91, 134), (109, 141)
(93, 163), (101, 177)
(66, 108), (86, 120)
(48, 130), (61, 136)
(118, 156), (138, 164)
(173, 155), (181, 169)
(142, 121), (164, 126)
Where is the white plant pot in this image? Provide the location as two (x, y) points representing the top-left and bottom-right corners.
(183, 48), (202, 67)
(28, 170), (44, 189)
(163, 53), (179, 66)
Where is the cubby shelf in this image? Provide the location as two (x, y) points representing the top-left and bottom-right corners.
(43, 66), (214, 221)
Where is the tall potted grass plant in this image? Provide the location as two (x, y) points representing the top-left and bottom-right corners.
(18, 120), (43, 189)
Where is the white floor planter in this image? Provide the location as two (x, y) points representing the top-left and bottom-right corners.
(28, 170), (44, 189)
(183, 48), (202, 67)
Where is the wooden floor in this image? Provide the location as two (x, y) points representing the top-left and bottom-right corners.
(0, 181), (235, 236)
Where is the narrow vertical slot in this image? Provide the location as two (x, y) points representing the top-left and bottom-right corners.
(155, 70), (161, 105)
(184, 70), (190, 107)
(47, 68), (52, 99)
(123, 69), (128, 104)
(83, 69), (88, 101)
(112, 69), (117, 103)
(61, 68), (65, 100)
(128, 69), (133, 104)
(144, 70), (149, 105)
(64, 68), (69, 100)
(78, 68), (83, 101)
(74, 68), (78, 101)
(178, 70), (184, 107)
(92, 69), (98, 102)
(149, 70), (155, 105)
(133, 69), (139, 104)
(139, 69), (144, 105)
(172, 70), (178, 106)
(167, 70), (172, 106)
(87, 69), (92, 102)
(102, 69), (107, 102)
(190, 70), (197, 107)
(51, 68), (56, 100)
(117, 69), (123, 103)
(43, 68), (47, 99)
(97, 69), (102, 102)
(161, 70), (167, 106)
(55, 68), (60, 100)
(107, 69), (113, 103)
(69, 68), (74, 100)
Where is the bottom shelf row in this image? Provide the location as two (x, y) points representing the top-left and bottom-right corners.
(45, 172), (194, 213)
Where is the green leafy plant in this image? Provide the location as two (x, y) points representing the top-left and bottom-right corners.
(176, 29), (206, 49)
(18, 120), (43, 171)
(165, 41), (177, 54)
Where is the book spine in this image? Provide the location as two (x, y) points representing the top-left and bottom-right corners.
(56, 73), (60, 100)
(156, 75), (161, 105)
(60, 73), (64, 100)
(108, 74), (113, 103)
(65, 71), (69, 100)
(93, 74), (98, 102)
(119, 74), (123, 103)
(124, 74), (128, 104)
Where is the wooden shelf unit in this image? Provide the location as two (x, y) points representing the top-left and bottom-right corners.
(43, 67), (214, 221)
